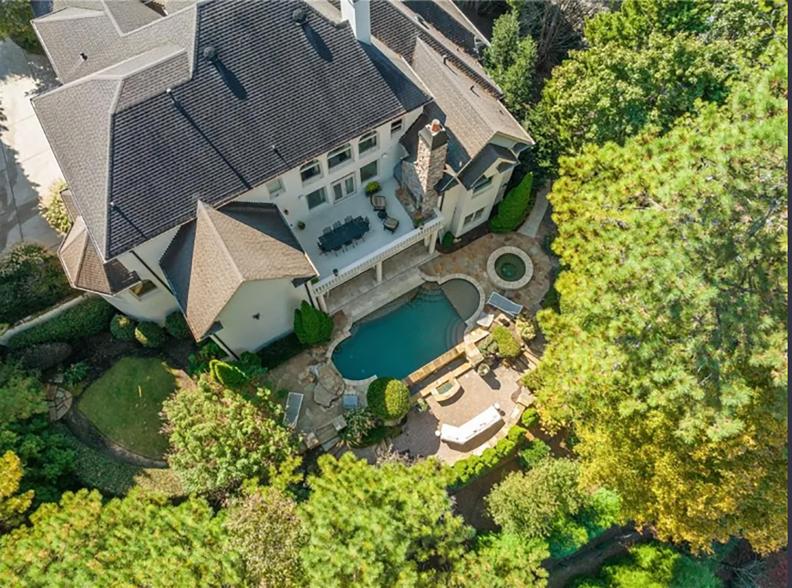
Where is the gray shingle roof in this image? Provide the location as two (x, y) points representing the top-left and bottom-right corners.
(457, 143), (517, 189)
(59, 215), (139, 294)
(160, 201), (315, 339)
(35, 0), (431, 260)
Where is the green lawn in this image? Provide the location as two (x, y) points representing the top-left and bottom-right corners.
(78, 357), (179, 460)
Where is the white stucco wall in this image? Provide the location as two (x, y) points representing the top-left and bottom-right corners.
(213, 278), (311, 356)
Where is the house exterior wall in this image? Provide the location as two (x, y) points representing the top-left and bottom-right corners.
(213, 279), (310, 356)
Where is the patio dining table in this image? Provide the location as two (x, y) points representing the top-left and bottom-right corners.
(318, 216), (370, 252)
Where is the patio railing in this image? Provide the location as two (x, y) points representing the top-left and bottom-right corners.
(310, 213), (444, 296)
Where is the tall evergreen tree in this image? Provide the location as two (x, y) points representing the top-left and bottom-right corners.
(528, 55), (788, 553)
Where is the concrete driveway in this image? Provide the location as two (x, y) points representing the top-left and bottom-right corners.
(0, 39), (62, 253)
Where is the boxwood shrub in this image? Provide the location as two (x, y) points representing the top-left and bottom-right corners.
(491, 325), (521, 359)
(447, 425), (528, 489)
(209, 359), (248, 389)
(164, 311), (192, 340)
(110, 314), (136, 342)
(134, 322), (165, 348)
(7, 297), (114, 350)
(367, 377), (410, 422)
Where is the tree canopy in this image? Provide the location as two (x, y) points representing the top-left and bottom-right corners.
(0, 451), (33, 533)
(162, 375), (298, 496)
(299, 453), (473, 587)
(0, 489), (244, 585)
(530, 54), (788, 553)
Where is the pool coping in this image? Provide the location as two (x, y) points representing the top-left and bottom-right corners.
(326, 273), (486, 387)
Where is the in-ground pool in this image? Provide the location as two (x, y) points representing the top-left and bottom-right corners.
(494, 253), (527, 282)
(332, 280), (479, 381)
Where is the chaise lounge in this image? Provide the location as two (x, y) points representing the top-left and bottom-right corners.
(436, 404), (502, 445)
(383, 216), (399, 232)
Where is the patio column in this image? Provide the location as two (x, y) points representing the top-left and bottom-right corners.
(428, 229), (438, 254)
(316, 292), (327, 313)
(375, 260), (383, 283)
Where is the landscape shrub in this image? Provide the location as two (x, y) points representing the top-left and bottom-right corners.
(441, 231), (454, 249)
(491, 325), (522, 359)
(0, 243), (73, 325)
(209, 359), (249, 389)
(519, 439), (551, 469)
(366, 378), (410, 422)
(365, 181), (381, 195)
(293, 301), (333, 346)
(490, 172), (534, 233)
(7, 297), (114, 350)
(40, 180), (72, 235)
(63, 362), (90, 388)
(235, 352), (267, 380)
(520, 407), (539, 428)
(257, 333), (305, 370)
(516, 316), (537, 342)
(164, 311), (192, 340)
(110, 314), (136, 342)
(134, 322), (165, 349)
(187, 340), (225, 376)
(0, 361), (47, 425)
(15, 342), (72, 371)
(338, 408), (378, 447)
(447, 425), (528, 489)
(0, 0), (41, 53)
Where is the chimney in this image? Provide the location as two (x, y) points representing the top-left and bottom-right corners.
(341, 0), (371, 44)
(415, 119), (448, 215)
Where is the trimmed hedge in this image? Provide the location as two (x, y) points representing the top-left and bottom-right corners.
(134, 322), (165, 348)
(209, 359), (248, 389)
(15, 342), (72, 370)
(110, 314), (136, 342)
(257, 332), (305, 369)
(7, 297), (114, 350)
(447, 425), (528, 489)
(367, 377), (410, 422)
(164, 311), (192, 340)
(293, 301), (333, 346)
(490, 172), (534, 233)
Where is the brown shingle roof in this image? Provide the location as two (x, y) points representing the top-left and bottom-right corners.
(160, 201), (316, 339)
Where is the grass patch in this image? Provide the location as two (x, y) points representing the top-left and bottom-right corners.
(77, 357), (178, 460)
(352, 424), (402, 448)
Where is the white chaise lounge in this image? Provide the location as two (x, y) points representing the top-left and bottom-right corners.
(437, 404), (502, 445)
(487, 292), (523, 317)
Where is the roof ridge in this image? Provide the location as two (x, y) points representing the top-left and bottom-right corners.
(196, 201), (245, 285)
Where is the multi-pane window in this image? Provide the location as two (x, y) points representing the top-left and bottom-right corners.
(306, 187), (327, 209)
(266, 177), (284, 197)
(390, 118), (403, 135)
(360, 160), (378, 183)
(300, 159), (322, 183)
(327, 144), (352, 169)
(358, 130), (378, 154)
(472, 175), (493, 195)
(130, 279), (157, 298)
(332, 174), (356, 202)
(464, 207), (486, 226)
(474, 207), (485, 220)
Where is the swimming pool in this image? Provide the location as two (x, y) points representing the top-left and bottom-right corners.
(332, 280), (479, 381)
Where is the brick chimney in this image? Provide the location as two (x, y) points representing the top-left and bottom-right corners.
(341, 0), (371, 44)
(415, 119), (448, 215)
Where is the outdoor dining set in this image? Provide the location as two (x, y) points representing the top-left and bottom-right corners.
(316, 193), (401, 254)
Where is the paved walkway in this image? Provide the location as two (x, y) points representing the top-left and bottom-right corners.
(518, 181), (551, 238)
(0, 40), (61, 253)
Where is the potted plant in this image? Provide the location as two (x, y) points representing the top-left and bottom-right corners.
(365, 181), (381, 197)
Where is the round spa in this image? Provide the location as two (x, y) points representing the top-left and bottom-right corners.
(487, 246), (534, 289)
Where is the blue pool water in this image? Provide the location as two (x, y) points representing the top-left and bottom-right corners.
(332, 284), (471, 380)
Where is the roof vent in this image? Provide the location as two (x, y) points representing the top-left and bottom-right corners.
(292, 7), (307, 24)
(79, 52), (87, 61)
(202, 45), (218, 62)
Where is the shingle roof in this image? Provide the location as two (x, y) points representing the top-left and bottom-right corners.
(457, 143), (517, 189)
(35, 0), (431, 260)
(160, 201), (315, 339)
(410, 39), (532, 171)
(59, 215), (139, 294)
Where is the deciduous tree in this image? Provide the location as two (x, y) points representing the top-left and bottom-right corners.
(0, 451), (33, 532)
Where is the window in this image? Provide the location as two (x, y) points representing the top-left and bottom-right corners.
(464, 207), (486, 226)
(358, 130), (378, 154)
(327, 144), (352, 169)
(360, 160), (378, 183)
(266, 177), (284, 198)
(332, 174), (356, 202)
(130, 279), (157, 298)
(300, 159), (322, 183)
(305, 187), (327, 210)
(472, 175), (493, 195)
(390, 118), (403, 135)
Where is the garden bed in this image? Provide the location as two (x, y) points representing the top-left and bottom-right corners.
(76, 356), (182, 460)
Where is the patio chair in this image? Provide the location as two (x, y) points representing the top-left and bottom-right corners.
(345, 215), (353, 223)
(322, 226), (332, 234)
(486, 292), (523, 317)
(383, 216), (399, 232)
(332, 220), (342, 229)
(371, 194), (386, 212)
